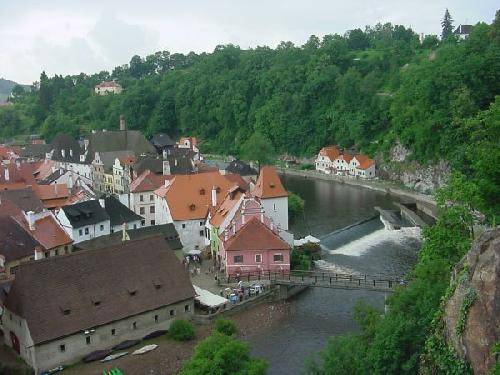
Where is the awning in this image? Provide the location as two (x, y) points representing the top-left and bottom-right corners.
(193, 285), (228, 308)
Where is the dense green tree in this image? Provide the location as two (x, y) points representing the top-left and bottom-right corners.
(181, 332), (267, 375)
(240, 132), (275, 169)
(441, 9), (454, 40)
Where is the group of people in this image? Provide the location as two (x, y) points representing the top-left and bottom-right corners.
(182, 253), (203, 275)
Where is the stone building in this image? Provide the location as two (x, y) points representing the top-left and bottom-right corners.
(1, 236), (195, 373)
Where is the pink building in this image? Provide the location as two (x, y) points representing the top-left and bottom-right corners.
(219, 199), (290, 276)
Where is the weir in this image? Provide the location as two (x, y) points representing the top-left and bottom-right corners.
(374, 206), (401, 229)
(394, 202), (427, 227)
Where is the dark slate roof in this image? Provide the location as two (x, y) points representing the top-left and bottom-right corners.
(0, 188), (45, 213)
(166, 154), (195, 175)
(61, 200), (110, 228)
(133, 157), (163, 175)
(0, 216), (40, 263)
(151, 133), (175, 148)
(133, 155), (194, 176)
(85, 130), (157, 162)
(454, 24), (472, 35)
(39, 169), (63, 185)
(103, 197), (143, 226)
(98, 150), (135, 172)
(49, 134), (84, 163)
(5, 236), (195, 344)
(226, 160), (257, 176)
(163, 147), (195, 159)
(19, 144), (51, 159)
(75, 223), (182, 251)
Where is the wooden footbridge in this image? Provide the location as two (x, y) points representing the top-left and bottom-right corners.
(226, 270), (407, 293)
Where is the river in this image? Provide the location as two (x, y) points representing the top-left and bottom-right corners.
(248, 174), (422, 374)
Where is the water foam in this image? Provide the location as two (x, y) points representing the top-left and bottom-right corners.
(322, 222), (421, 257)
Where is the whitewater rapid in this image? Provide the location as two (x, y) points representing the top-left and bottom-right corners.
(315, 214), (421, 271)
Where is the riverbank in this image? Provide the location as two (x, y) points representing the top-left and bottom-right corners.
(61, 301), (289, 375)
(279, 168), (437, 218)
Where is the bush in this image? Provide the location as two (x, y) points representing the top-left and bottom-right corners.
(181, 332), (267, 375)
(214, 319), (237, 336)
(169, 319), (195, 341)
(288, 191), (305, 222)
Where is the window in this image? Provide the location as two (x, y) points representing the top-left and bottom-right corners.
(59, 344), (66, 352)
(169, 309), (175, 317)
(63, 309), (71, 315)
(132, 322), (137, 330)
(273, 254), (284, 262)
(184, 304), (190, 312)
(133, 224), (137, 229)
(200, 221), (204, 226)
(273, 203), (277, 212)
(200, 230), (204, 237)
(150, 220), (155, 226)
(55, 249), (59, 256)
(154, 315), (159, 323)
(140, 195), (144, 202)
(86, 336), (91, 345)
(44, 252), (49, 258)
(234, 255), (243, 263)
(84, 228), (89, 235)
(111, 329), (116, 336)
(150, 206), (155, 214)
(255, 254), (262, 263)
(182, 223), (186, 229)
(100, 224), (104, 231)
(149, 194), (154, 201)
(140, 207), (145, 215)
(79, 229), (83, 236)
(141, 220), (145, 226)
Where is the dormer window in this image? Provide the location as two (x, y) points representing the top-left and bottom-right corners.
(270, 182), (275, 188)
(199, 188), (205, 195)
(127, 287), (137, 296)
(189, 204), (196, 211)
(63, 309), (71, 315)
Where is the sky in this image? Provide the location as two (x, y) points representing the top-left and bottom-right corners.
(0, 1), (497, 84)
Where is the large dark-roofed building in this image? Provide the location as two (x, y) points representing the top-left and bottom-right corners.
(2, 236), (195, 373)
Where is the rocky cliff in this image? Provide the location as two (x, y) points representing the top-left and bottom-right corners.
(443, 228), (500, 374)
(378, 142), (450, 193)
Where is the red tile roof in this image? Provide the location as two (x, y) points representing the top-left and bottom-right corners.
(154, 172), (236, 221)
(0, 163), (37, 185)
(319, 146), (342, 161)
(209, 190), (244, 227)
(15, 215), (72, 250)
(252, 166), (288, 199)
(354, 154), (375, 170)
(223, 216), (289, 251)
(130, 170), (173, 193)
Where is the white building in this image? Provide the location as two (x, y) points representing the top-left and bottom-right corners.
(126, 170), (172, 227)
(154, 172), (235, 253)
(349, 155), (376, 179)
(94, 81), (123, 95)
(315, 146), (342, 174)
(56, 200), (111, 244)
(251, 166), (289, 231)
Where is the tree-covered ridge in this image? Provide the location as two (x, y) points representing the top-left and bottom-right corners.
(2, 14), (497, 161)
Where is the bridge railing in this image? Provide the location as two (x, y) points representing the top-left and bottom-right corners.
(225, 269), (407, 289)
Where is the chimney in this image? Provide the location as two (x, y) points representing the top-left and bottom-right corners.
(122, 222), (129, 242)
(99, 198), (105, 208)
(34, 247), (43, 261)
(54, 184), (58, 196)
(211, 186), (217, 207)
(4, 167), (9, 181)
(164, 179), (169, 188)
(270, 221), (274, 231)
(119, 115), (126, 131)
(163, 160), (171, 175)
(61, 149), (65, 158)
(70, 149), (73, 157)
(27, 211), (35, 231)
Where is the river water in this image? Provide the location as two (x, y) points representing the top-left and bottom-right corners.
(248, 175), (422, 374)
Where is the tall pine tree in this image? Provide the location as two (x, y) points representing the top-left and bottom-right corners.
(441, 8), (454, 40)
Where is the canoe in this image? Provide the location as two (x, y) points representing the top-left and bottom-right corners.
(83, 349), (112, 363)
(112, 339), (141, 351)
(142, 330), (167, 340)
(132, 344), (158, 355)
(100, 352), (128, 362)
